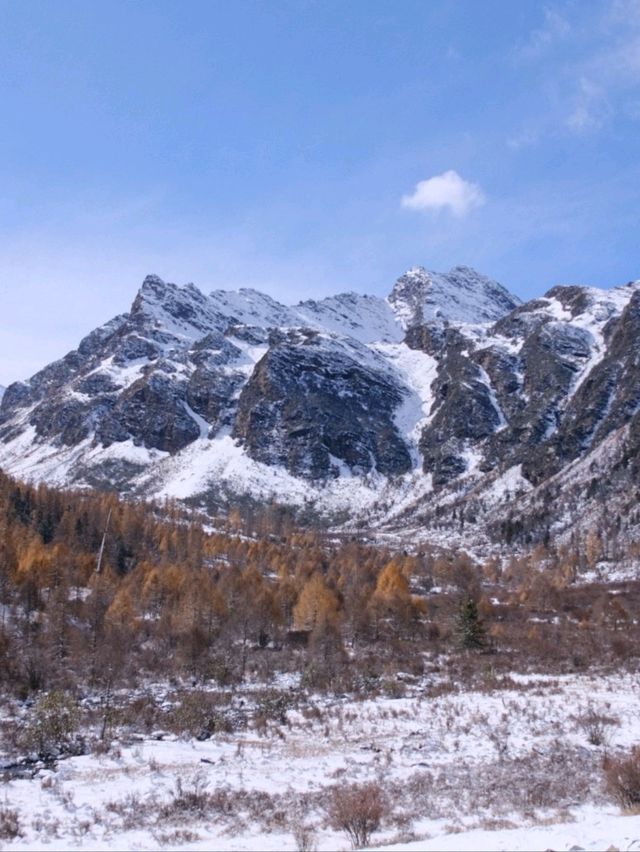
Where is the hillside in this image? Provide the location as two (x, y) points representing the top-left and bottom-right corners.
(1, 267), (640, 555)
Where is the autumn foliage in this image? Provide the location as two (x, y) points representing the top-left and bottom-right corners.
(1, 469), (639, 699)
(0, 471), (431, 695)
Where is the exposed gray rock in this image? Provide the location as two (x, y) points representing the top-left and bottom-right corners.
(411, 327), (502, 486)
(233, 332), (412, 478)
(104, 371), (199, 453)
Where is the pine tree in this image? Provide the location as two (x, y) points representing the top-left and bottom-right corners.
(457, 596), (485, 649)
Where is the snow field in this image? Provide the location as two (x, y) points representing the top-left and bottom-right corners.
(2, 669), (640, 850)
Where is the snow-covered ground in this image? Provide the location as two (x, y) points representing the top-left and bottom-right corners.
(2, 669), (639, 850)
(378, 810), (640, 852)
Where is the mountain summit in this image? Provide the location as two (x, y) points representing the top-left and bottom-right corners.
(388, 265), (521, 326)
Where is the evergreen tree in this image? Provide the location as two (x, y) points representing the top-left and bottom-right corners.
(457, 595), (485, 649)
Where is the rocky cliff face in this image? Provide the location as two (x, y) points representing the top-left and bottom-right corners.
(401, 281), (640, 492)
(1, 266), (638, 547)
(232, 329), (411, 479)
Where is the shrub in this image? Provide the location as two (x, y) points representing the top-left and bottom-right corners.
(577, 705), (617, 747)
(168, 691), (232, 739)
(152, 828), (201, 846)
(290, 815), (317, 852)
(25, 690), (80, 756)
(0, 804), (22, 840)
(381, 678), (406, 699)
(255, 689), (294, 726)
(604, 747), (640, 810)
(160, 773), (211, 820)
(327, 781), (387, 849)
(105, 793), (148, 831)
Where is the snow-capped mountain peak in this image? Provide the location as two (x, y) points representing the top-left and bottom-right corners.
(128, 265), (521, 348)
(134, 275), (405, 344)
(131, 274), (224, 341)
(388, 265), (521, 327)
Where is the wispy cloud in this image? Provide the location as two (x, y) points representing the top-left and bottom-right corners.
(509, 0), (640, 143)
(565, 76), (611, 132)
(516, 6), (571, 60)
(401, 170), (485, 217)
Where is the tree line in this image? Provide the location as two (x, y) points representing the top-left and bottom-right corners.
(1, 469), (637, 699)
(0, 471), (440, 694)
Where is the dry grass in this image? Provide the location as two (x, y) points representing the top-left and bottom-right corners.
(289, 813), (318, 852)
(0, 804), (22, 840)
(604, 747), (640, 810)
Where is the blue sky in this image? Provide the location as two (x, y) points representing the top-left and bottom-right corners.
(1, 0), (639, 383)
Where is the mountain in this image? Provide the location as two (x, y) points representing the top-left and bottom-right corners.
(388, 265), (520, 326)
(1, 265), (639, 551)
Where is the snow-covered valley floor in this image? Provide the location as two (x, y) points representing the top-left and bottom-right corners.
(2, 669), (640, 850)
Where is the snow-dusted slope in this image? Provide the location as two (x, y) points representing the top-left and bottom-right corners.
(294, 292), (403, 343)
(209, 287), (301, 329)
(205, 288), (404, 344)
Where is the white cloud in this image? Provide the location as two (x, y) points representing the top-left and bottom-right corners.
(401, 170), (486, 217)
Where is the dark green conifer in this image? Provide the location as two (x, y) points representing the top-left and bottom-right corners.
(457, 595), (485, 649)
